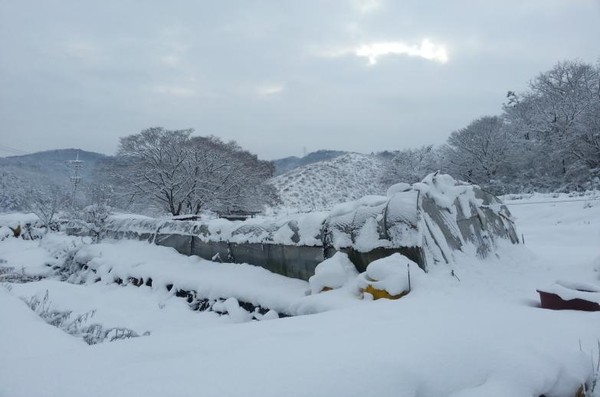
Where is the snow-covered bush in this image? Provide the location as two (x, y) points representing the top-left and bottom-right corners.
(25, 186), (65, 231)
(70, 204), (112, 242)
(23, 290), (148, 345)
(0, 266), (43, 283)
(212, 297), (254, 323)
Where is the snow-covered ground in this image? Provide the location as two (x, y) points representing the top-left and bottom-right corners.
(1, 193), (600, 396)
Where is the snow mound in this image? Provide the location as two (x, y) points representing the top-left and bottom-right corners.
(357, 253), (425, 296)
(211, 298), (254, 323)
(71, 240), (309, 315)
(0, 212), (39, 228)
(308, 252), (359, 294)
(386, 182), (411, 197)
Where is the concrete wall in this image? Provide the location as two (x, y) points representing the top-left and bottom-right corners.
(89, 228), (325, 281)
(161, 234), (327, 281)
(70, 227), (422, 281)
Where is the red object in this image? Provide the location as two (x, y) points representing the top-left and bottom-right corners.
(537, 289), (600, 312)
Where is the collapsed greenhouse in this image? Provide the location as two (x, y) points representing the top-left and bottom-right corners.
(68, 173), (520, 281)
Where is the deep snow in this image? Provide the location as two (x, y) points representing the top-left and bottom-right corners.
(1, 193), (599, 396)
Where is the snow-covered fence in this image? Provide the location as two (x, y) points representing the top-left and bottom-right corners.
(66, 173), (519, 280)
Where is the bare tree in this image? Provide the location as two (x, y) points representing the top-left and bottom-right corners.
(109, 127), (278, 216)
(26, 185), (64, 231)
(183, 136), (277, 214)
(115, 127), (194, 215)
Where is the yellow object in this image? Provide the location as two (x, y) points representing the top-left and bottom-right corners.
(9, 225), (21, 238)
(363, 284), (408, 300)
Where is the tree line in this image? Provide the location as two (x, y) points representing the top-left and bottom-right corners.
(382, 60), (600, 194)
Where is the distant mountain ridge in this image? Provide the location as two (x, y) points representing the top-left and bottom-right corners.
(0, 148), (108, 190)
(2, 148), (349, 186)
(0, 148), (107, 178)
(272, 150), (347, 176)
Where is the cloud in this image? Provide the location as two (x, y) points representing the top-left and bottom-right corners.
(160, 54), (181, 67)
(257, 84), (284, 97)
(153, 84), (197, 98)
(353, 0), (381, 13)
(63, 40), (98, 61)
(322, 39), (449, 65)
(159, 39), (189, 68)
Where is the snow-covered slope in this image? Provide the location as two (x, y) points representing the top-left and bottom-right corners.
(270, 152), (388, 212)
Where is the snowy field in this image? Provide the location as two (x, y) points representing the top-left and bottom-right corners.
(1, 193), (600, 397)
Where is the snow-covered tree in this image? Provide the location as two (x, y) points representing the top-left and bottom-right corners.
(108, 127), (278, 216)
(381, 145), (443, 185)
(444, 116), (514, 192)
(183, 136), (278, 213)
(504, 60), (600, 190)
(115, 127), (193, 216)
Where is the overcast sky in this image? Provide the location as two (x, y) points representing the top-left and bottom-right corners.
(1, 0), (599, 160)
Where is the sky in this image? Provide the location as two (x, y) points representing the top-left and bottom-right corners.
(1, 0), (599, 160)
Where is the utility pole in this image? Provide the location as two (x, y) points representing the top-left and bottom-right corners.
(68, 151), (83, 207)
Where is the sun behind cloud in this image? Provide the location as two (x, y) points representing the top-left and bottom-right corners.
(356, 39), (449, 65)
(321, 39), (449, 65)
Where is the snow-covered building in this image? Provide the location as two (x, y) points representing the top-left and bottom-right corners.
(69, 173), (519, 280)
(323, 172), (519, 272)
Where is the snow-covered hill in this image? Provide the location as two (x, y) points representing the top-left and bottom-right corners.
(0, 149), (108, 211)
(0, 149), (107, 184)
(270, 152), (388, 212)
